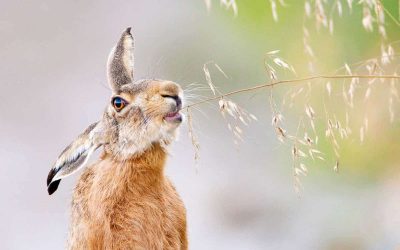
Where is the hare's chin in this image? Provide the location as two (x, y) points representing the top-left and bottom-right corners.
(164, 111), (183, 123)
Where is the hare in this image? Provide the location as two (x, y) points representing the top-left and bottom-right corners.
(46, 28), (188, 250)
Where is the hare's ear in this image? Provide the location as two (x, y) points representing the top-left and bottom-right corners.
(107, 27), (134, 93)
(46, 122), (103, 195)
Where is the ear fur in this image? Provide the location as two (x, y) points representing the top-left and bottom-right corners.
(47, 122), (103, 195)
(107, 27), (135, 93)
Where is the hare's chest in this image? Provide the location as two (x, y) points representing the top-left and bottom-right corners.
(70, 167), (186, 249)
(109, 188), (184, 249)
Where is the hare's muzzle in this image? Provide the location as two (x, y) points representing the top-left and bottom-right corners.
(161, 94), (183, 123)
(161, 95), (182, 109)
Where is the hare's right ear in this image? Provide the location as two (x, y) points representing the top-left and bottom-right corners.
(107, 27), (135, 93)
(46, 122), (103, 195)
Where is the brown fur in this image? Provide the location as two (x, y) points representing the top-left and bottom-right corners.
(68, 143), (187, 249)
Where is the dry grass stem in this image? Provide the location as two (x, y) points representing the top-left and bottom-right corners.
(184, 74), (400, 109)
(186, 108), (200, 163)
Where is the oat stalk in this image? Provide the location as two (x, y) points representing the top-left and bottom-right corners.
(184, 74), (400, 109)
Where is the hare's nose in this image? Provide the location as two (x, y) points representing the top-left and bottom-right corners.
(162, 95), (182, 109)
(174, 96), (182, 109)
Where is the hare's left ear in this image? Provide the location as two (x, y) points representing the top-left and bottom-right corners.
(46, 122), (103, 195)
(107, 27), (135, 93)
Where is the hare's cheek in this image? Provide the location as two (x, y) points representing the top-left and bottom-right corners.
(149, 102), (169, 116)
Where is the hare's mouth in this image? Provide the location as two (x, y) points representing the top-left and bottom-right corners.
(164, 111), (182, 123)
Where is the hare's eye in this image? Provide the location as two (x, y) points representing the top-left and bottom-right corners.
(112, 97), (128, 112)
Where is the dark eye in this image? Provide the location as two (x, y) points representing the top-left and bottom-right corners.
(112, 97), (128, 112)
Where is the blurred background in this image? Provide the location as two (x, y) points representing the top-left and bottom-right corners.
(1, 0), (400, 249)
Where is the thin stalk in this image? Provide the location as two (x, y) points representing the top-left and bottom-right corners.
(184, 74), (400, 109)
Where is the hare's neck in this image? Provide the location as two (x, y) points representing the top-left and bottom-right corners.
(98, 143), (167, 193)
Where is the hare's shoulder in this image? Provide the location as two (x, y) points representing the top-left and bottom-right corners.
(72, 165), (95, 197)
(70, 166), (95, 217)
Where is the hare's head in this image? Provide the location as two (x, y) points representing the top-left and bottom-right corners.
(47, 28), (184, 195)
